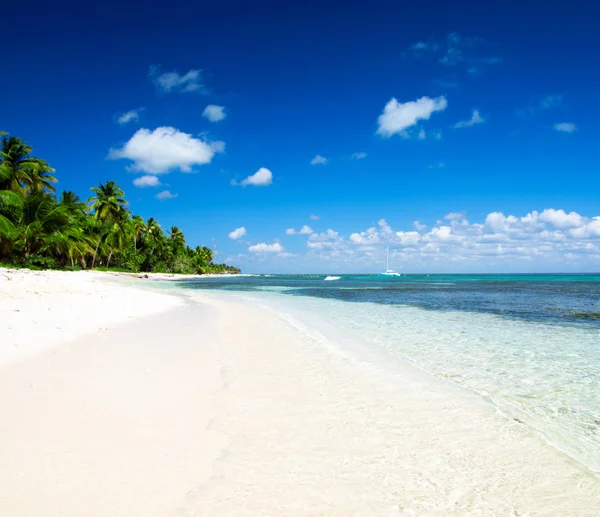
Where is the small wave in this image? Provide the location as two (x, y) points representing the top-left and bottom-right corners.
(324, 276), (342, 281)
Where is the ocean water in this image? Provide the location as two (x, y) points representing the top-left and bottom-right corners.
(176, 274), (600, 473)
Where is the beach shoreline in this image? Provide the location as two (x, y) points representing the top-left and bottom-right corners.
(1, 269), (599, 516)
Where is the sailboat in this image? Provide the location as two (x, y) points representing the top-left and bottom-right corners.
(379, 246), (401, 277)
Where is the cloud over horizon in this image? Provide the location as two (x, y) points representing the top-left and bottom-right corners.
(274, 208), (600, 272)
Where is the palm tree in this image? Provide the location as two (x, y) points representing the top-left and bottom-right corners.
(0, 165), (23, 251)
(0, 136), (57, 194)
(130, 215), (146, 250)
(169, 225), (186, 252)
(196, 245), (214, 265)
(16, 193), (74, 258)
(104, 215), (132, 267)
(88, 181), (128, 267)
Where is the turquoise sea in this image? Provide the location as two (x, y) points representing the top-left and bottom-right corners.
(177, 274), (600, 473)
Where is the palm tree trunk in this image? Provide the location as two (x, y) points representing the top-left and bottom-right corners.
(107, 249), (113, 268)
(91, 237), (101, 269)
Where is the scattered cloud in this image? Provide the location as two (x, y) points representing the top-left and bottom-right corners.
(295, 209), (600, 271)
(116, 108), (144, 125)
(310, 215), (320, 221)
(349, 227), (380, 245)
(407, 33), (501, 77)
(554, 122), (577, 133)
(540, 95), (563, 109)
(428, 162), (445, 169)
(286, 225), (314, 236)
(445, 211), (467, 221)
(149, 66), (205, 93)
(132, 175), (161, 188)
(310, 155), (328, 165)
(307, 229), (345, 251)
(203, 104), (226, 122)
(228, 226), (247, 240)
(539, 209), (583, 228)
(156, 190), (178, 200)
(517, 94), (563, 117)
(108, 126), (224, 174)
(404, 39), (440, 57)
(352, 152), (367, 159)
(418, 129), (426, 139)
(232, 167), (273, 187)
(453, 109), (484, 129)
(377, 96), (447, 138)
(249, 242), (284, 253)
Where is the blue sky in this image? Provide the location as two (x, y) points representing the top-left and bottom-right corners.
(3, 0), (600, 273)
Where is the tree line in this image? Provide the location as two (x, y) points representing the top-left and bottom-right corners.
(0, 131), (240, 274)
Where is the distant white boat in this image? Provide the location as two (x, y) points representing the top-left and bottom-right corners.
(379, 247), (401, 277)
(324, 275), (341, 281)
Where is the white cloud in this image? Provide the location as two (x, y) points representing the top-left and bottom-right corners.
(109, 127), (224, 174)
(445, 211), (467, 221)
(310, 155), (328, 165)
(156, 190), (177, 200)
(149, 66), (204, 93)
(249, 242), (284, 253)
(453, 109), (484, 129)
(296, 208), (600, 271)
(378, 219), (393, 238)
(132, 175), (160, 188)
(307, 229), (345, 250)
(203, 105), (226, 122)
(413, 220), (427, 231)
(350, 227), (380, 245)
(352, 152), (367, 159)
(554, 122), (577, 133)
(117, 108), (144, 125)
(377, 96), (448, 137)
(233, 167), (273, 187)
(228, 226), (247, 240)
(540, 209), (583, 229)
(395, 231), (421, 246)
(286, 225), (314, 236)
(428, 162), (445, 169)
(418, 129), (426, 139)
(310, 215), (320, 221)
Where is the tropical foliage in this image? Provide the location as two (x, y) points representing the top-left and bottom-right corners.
(0, 131), (240, 274)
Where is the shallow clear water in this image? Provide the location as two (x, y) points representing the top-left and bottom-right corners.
(176, 274), (600, 472)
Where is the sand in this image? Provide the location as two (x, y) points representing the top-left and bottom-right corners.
(1, 269), (599, 516)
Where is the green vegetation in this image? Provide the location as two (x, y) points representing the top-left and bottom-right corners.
(0, 132), (240, 275)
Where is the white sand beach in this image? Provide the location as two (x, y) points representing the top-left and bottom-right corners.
(1, 269), (599, 516)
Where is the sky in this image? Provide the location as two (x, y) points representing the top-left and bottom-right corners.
(2, 0), (600, 273)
